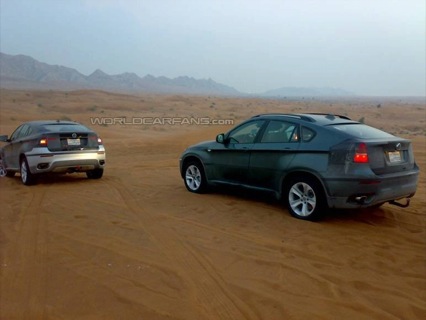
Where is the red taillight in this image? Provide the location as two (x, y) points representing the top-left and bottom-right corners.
(89, 135), (102, 145)
(353, 143), (369, 163)
(39, 137), (56, 147)
(39, 138), (48, 146)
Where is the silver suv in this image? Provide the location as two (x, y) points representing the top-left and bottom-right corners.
(0, 120), (106, 185)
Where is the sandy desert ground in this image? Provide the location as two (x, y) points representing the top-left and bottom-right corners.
(0, 89), (425, 320)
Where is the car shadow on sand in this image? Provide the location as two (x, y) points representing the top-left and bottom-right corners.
(6, 173), (97, 186)
(205, 184), (390, 223)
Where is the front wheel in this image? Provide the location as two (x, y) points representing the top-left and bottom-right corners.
(284, 176), (326, 221)
(0, 158), (7, 177)
(184, 161), (207, 193)
(20, 157), (37, 185)
(0, 158), (15, 177)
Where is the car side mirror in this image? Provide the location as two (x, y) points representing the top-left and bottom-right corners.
(216, 133), (225, 144)
(0, 135), (9, 142)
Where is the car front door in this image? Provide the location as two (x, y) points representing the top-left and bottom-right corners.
(248, 120), (300, 190)
(208, 120), (266, 184)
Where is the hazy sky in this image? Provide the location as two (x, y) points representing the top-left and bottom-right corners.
(1, 0), (425, 96)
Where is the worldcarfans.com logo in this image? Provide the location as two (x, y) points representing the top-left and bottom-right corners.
(90, 117), (234, 126)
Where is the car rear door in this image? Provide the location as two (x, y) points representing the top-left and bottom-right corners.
(248, 120), (300, 190)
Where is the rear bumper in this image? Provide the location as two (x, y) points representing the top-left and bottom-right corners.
(324, 169), (419, 209)
(26, 148), (106, 174)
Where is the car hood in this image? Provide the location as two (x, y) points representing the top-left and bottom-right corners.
(186, 140), (216, 151)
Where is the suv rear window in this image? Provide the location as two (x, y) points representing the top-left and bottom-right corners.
(331, 123), (395, 139)
(41, 124), (91, 132)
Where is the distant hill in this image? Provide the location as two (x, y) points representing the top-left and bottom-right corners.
(0, 52), (241, 96)
(260, 86), (354, 98)
(0, 52), (354, 97)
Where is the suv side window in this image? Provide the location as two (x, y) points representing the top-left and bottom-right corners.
(10, 125), (24, 141)
(19, 125), (32, 138)
(228, 120), (265, 144)
(260, 120), (298, 143)
(301, 127), (316, 142)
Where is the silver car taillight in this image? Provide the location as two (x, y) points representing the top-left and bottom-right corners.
(38, 138), (48, 147)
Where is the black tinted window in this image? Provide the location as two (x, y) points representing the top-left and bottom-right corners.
(10, 125), (24, 140)
(10, 124), (32, 140)
(301, 127), (315, 142)
(331, 124), (395, 138)
(20, 125), (33, 137)
(41, 124), (91, 132)
(261, 121), (297, 143)
(228, 120), (264, 144)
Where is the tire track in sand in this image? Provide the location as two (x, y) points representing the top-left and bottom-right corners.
(108, 176), (258, 320)
(1, 184), (49, 319)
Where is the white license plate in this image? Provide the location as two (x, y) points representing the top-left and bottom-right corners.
(388, 151), (401, 163)
(67, 138), (81, 146)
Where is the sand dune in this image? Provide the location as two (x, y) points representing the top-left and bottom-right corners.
(0, 90), (425, 319)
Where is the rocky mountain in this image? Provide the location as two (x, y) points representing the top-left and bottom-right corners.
(0, 52), (354, 97)
(0, 52), (241, 96)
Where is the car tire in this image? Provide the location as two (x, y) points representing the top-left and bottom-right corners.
(284, 176), (326, 221)
(20, 157), (37, 185)
(0, 160), (5, 177)
(86, 168), (104, 179)
(184, 161), (207, 193)
(0, 158), (14, 177)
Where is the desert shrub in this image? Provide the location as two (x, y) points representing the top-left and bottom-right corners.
(87, 105), (98, 112)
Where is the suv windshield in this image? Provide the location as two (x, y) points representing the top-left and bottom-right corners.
(331, 123), (395, 139)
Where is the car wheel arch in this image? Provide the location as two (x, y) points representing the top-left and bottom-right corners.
(182, 156), (209, 193)
(181, 155), (207, 178)
(19, 155), (37, 185)
(19, 153), (28, 168)
(281, 170), (329, 220)
(280, 170), (328, 199)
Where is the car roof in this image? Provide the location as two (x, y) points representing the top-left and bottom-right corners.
(251, 113), (359, 126)
(24, 120), (81, 126)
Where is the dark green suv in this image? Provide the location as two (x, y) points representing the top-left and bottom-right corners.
(179, 113), (419, 220)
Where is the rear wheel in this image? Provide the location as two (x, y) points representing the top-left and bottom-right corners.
(284, 176), (326, 221)
(86, 168), (104, 179)
(184, 161), (207, 193)
(20, 157), (37, 185)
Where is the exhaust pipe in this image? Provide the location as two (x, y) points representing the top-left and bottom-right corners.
(355, 196), (367, 204)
